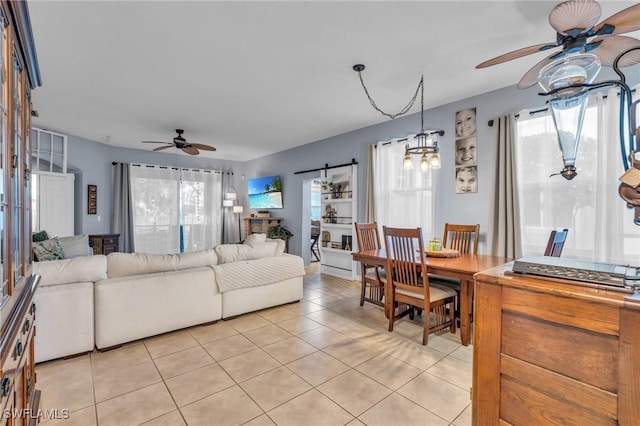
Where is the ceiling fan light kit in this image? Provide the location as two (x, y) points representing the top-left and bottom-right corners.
(141, 129), (217, 156)
(477, 0), (640, 224)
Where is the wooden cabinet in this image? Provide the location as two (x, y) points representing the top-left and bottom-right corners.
(0, 1), (42, 425)
(320, 164), (357, 280)
(473, 264), (640, 425)
(89, 234), (120, 255)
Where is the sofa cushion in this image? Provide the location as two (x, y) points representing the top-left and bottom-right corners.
(175, 249), (218, 270)
(215, 244), (253, 264)
(33, 255), (107, 286)
(243, 233), (267, 246)
(267, 238), (286, 256)
(58, 234), (91, 259)
(33, 237), (65, 261)
(107, 252), (177, 279)
(247, 242), (280, 259)
(33, 230), (50, 242)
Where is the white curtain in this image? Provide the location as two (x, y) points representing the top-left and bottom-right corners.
(130, 165), (222, 254)
(515, 87), (640, 265)
(373, 137), (436, 241)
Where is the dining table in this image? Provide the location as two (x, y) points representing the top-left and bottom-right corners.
(352, 249), (511, 346)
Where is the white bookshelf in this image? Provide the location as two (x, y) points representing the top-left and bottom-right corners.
(319, 164), (357, 280)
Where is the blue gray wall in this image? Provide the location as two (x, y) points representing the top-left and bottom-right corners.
(52, 69), (638, 256)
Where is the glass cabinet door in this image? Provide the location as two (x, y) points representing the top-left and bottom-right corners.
(10, 50), (23, 288)
(0, 16), (7, 300)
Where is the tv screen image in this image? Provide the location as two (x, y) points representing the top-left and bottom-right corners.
(247, 175), (283, 209)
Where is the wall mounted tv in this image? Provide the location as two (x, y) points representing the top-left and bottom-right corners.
(247, 175), (283, 209)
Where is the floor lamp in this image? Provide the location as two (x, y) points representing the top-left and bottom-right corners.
(233, 205), (244, 242)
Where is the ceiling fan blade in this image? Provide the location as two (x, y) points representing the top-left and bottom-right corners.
(593, 3), (640, 35)
(476, 42), (559, 69)
(182, 146), (199, 155)
(189, 143), (217, 152)
(153, 145), (174, 152)
(548, 0), (601, 36)
(141, 141), (171, 144)
(591, 35), (640, 67)
(517, 53), (557, 89)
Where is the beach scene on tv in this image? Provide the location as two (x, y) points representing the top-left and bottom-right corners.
(248, 175), (283, 209)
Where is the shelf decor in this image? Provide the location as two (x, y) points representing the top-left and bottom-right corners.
(88, 184), (97, 214)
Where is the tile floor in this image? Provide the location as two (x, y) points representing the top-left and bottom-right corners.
(36, 264), (473, 426)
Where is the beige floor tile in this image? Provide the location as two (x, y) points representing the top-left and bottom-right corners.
(257, 305), (300, 323)
(153, 346), (215, 380)
(165, 364), (235, 407)
(267, 389), (353, 426)
(356, 354), (422, 390)
(219, 348), (281, 383)
(452, 403), (472, 426)
(141, 410), (186, 426)
(383, 340), (447, 370)
(243, 414), (276, 426)
(144, 331), (199, 359)
(40, 405), (96, 426)
(189, 322), (238, 345)
(427, 356), (473, 391)
(202, 334), (257, 361)
(391, 318), (426, 338)
(96, 382), (176, 426)
(286, 351), (350, 387)
(358, 393), (449, 426)
(317, 370), (391, 416)
(38, 356), (95, 413)
(262, 337), (318, 364)
(284, 300), (324, 314)
(276, 316), (322, 335)
(240, 366), (312, 411)
(323, 339), (380, 367)
(397, 372), (471, 422)
(303, 289), (323, 300)
(297, 326), (350, 349)
(356, 329), (404, 351)
(225, 313), (272, 333)
(415, 333), (461, 354)
(242, 324), (293, 347)
(449, 344), (473, 365)
(346, 419), (366, 426)
(91, 343), (151, 376)
(93, 360), (161, 403)
(180, 385), (263, 426)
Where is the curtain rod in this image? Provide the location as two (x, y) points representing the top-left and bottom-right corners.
(294, 158), (357, 175)
(111, 161), (223, 174)
(487, 87), (637, 127)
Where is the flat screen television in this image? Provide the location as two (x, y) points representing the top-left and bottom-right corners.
(247, 175), (283, 209)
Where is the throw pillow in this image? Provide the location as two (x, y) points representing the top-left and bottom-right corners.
(214, 244), (253, 264)
(33, 230), (49, 242)
(243, 233), (267, 247)
(58, 234), (91, 258)
(33, 237), (65, 262)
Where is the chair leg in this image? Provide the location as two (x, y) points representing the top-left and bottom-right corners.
(388, 311), (394, 332)
(422, 323), (428, 345)
(449, 299), (456, 333)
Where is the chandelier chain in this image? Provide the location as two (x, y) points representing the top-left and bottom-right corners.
(356, 70), (423, 120)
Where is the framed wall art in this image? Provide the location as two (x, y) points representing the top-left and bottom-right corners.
(88, 184), (97, 214)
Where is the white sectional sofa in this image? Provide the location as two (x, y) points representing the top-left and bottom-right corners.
(32, 236), (305, 363)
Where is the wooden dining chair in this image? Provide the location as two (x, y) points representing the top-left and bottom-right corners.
(383, 226), (456, 345)
(354, 222), (385, 307)
(544, 228), (568, 257)
(431, 223), (480, 323)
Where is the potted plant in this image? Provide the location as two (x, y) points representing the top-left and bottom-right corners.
(267, 224), (293, 253)
(321, 180), (333, 200)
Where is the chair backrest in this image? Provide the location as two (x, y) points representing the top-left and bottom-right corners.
(355, 222), (382, 252)
(442, 223), (480, 254)
(544, 228), (568, 257)
(311, 220), (321, 236)
(382, 226), (427, 293)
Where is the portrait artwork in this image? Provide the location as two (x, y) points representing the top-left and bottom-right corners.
(454, 108), (478, 193)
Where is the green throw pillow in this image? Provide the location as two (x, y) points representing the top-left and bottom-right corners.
(33, 230), (49, 242)
(33, 237), (65, 262)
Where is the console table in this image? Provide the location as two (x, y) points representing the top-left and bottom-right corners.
(243, 217), (282, 236)
(473, 263), (640, 425)
(89, 234), (120, 255)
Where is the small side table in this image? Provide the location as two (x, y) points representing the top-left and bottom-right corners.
(89, 234), (120, 255)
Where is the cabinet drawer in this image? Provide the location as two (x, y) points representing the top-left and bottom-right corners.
(102, 238), (117, 245)
(103, 245), (117, 255)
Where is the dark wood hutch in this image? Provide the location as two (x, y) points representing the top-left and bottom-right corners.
(0, 1), (42, 425)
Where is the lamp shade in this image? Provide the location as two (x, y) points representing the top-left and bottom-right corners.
(225, 192), (237, 201)
(233, 205), (244, 214)
(223, 200), (234, 207)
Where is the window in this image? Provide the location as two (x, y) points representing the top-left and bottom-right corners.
(374, 138), (436, 240)
(130, 165), (222, 254)
(515, 88), (640, 265)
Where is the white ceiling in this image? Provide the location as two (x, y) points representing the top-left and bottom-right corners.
(28, 1), (637, 161)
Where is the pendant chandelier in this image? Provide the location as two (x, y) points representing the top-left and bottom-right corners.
(353, 64), (445, 172)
